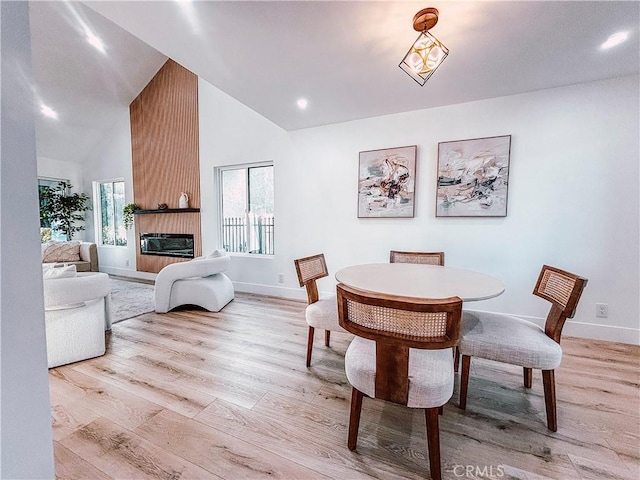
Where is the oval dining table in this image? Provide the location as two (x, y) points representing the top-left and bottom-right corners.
(334, 263), (505, 302)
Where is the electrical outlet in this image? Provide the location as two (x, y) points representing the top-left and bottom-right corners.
(125, 259), (130, 267)
(277, 273), (284, 284)
(596, 303), (608, 318)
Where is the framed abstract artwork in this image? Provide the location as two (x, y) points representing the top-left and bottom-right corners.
(358, 145), (417, 218)
(436, 135), (511, 217)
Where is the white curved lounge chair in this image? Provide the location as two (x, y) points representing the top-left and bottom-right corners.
(154, 252), (235, 313)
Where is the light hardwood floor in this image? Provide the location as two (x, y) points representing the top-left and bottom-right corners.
(50, 293), (640, 479)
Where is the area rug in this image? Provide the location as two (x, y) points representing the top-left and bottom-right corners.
(109, 277), (155, 324)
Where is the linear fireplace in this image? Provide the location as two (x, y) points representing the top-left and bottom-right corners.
(140, 233), (194, 259)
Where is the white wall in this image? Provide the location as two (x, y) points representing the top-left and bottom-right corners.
(80, 112), (141, 277)
(1, 2), (55, 476)
(81, 74), (638, 344)
(37, 155), (83, 187)
(198, 74), (639, 344)
(198, 78), (292, 291)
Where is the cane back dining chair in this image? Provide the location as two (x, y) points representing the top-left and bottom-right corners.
(294, 253), (346, 367)
(390, 250), (445, 266)
(458, 265), (587, 431)
(337, 283), (462, 480)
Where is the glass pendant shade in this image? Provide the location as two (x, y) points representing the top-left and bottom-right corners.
(399, 30), (449, 86)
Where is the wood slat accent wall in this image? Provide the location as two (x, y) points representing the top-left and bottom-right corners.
(130, 59), (201, 273)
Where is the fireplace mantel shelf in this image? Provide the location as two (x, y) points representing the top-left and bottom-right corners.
(135, 208), (200, 214)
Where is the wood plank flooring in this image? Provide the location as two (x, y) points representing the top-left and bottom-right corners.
(50, 293), (640, 479)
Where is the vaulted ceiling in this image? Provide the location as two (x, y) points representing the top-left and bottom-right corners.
(30, 1), (639, 164)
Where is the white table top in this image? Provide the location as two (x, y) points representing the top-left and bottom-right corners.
(335, 263), (505, 302)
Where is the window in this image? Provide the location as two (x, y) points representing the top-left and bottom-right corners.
(96, 180), (127, 246)
(218, 163), (274, 255)
(38, 177), (68, 242)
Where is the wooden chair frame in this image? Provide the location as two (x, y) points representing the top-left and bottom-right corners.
(459, 265), (587, 432)
(390, 250), (445, 266)
(337, 283), (462, 480)
(294, 253), (333, 367)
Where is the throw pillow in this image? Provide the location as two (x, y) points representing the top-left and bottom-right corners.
(207, 249), (226, 259)
(42, 241), (81, 263)
(43, 264), (77, 280)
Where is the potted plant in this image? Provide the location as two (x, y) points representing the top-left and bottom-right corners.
(39, 181), (91, 240)
(123, 203), (139, 230)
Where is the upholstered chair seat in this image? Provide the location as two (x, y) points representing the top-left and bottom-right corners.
(306, 297), (344, 331)
(345, 337), (454, 408)
(460, 310), (562, 370)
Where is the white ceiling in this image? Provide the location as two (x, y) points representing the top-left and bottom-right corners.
(31, 1), (639, 164)
(29, 1), (167, 164)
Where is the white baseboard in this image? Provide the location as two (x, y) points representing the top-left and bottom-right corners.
(233, 281), (307, 302)
(561, 320), (639, 345)
(100, 266), (157, 282)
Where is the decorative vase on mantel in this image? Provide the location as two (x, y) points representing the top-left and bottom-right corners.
(179, 192), (189, 209)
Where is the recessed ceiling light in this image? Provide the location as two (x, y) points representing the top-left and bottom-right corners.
(297, 99), (308, 110)
(40, 104), (58, 120)
(601, 31), (629, 50)
(85, 29), (105, 54)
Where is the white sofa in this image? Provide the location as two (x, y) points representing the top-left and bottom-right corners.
(154, 253), (234, 313)
(43, 271), (111, 368)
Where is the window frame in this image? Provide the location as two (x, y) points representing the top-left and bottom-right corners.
(93, 178), (127, 248)
(215, 161), (274, 257)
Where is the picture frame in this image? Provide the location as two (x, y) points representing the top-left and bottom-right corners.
(436, 135), (511, 217)
(358, 145), (417, 218)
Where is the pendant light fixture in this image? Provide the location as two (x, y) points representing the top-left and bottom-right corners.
(399, 7), (449, 86)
